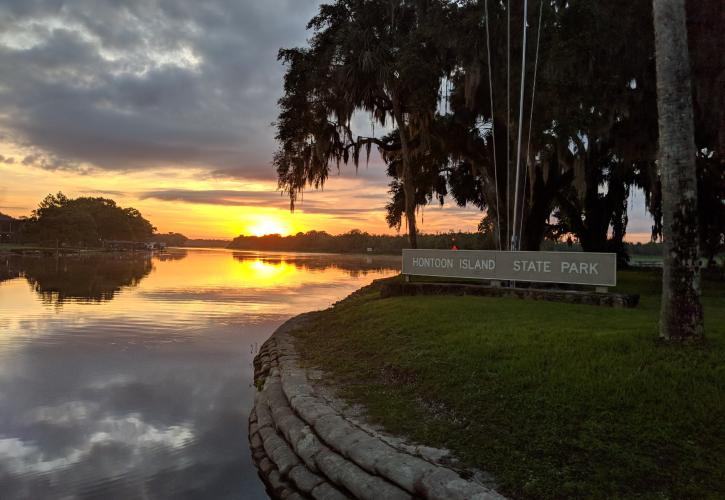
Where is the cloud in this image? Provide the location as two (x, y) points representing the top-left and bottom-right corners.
(0, 319), (272, 499)
(139, 189), (286, 207)
(138, 188), (387, 218)
(79, 189), (128, 197)
(0, 0), (323, 179)
(0, 0), (494, 235)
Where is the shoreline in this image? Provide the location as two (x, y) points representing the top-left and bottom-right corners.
(0, 244), (164, 257)
(249, 311), (503, 500)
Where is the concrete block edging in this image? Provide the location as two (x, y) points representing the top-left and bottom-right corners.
(249, 314), (506, 500)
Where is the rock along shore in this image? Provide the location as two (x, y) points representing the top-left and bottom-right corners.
(249, 313), (506, 500)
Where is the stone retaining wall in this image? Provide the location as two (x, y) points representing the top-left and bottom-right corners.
(249, 315), (505, 500)
(381, 282), (640, 308)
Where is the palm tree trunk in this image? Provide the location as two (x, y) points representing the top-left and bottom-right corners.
(653, 0), (704, 341)
(392, 98), (418, 249)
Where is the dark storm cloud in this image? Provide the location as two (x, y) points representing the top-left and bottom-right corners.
(0, 0), (322, 179)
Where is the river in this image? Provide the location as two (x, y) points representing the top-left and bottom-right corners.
(0, 248), (399, 499)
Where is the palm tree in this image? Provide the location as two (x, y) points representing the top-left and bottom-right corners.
(652, 0), (704, 340)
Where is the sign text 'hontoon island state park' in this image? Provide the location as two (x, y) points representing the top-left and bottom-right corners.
(402, 249), (617, 287)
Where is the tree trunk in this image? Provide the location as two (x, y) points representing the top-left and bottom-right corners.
(653, 0), (704, 341)
(393, 98), (418, 248)
(521, 166), (556, 251)
(480, 180), (504, 250)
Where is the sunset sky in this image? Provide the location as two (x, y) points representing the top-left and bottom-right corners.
(0, 0), (653, 240)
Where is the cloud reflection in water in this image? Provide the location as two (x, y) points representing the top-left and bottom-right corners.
(0, 249), (400, 499)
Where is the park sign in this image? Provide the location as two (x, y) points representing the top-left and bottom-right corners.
(402, 249), (617, 287)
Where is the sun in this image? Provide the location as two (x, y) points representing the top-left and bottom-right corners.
(247, 217), (290, 237)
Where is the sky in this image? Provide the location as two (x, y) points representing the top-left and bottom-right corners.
(0, 0), (653, 240)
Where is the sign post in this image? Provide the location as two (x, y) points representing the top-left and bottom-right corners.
(402, 249), (617, 287)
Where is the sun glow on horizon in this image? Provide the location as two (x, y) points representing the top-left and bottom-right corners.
(246, 216), (292, 237)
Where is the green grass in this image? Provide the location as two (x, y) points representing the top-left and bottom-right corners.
(629, 254), (663, 264)
(291, 270), (725, 499)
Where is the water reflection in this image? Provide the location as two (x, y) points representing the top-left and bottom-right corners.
(0, 248), (399, 499)
(1, 253), (155, 305)
(231, 252), (399, 278)
(0, 265), (20, 283)
(154, 250), (188, 262)
(0, 340), (263, 499)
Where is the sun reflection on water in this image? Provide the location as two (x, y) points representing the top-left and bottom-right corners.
(0, 249), (402, 345)
(238, 258), (298, 285)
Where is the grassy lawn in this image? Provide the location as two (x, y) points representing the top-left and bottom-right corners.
(291, 270), (725, 499)
(629, 255), (663, 265)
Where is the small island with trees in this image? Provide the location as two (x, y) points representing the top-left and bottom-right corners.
(2, 193), (155, 250)
(0, 194), (229, 253)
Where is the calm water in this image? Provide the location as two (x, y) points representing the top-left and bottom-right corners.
(0, 249), (399, 500)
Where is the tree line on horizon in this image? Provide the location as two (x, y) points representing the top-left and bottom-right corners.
(227, 228), (668, 258)
(228, 229), (491, 253)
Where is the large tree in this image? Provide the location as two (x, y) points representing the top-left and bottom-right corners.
(652, 0), (704, 340)
(275, 0), (720, 260)
(688, 0), (724, 267)
(647, 0), (724, 267)
(274, 0), (452, 248)
(26, 193), (155, 247)
(415, 0), (659, 254)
